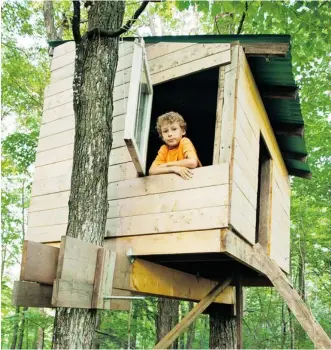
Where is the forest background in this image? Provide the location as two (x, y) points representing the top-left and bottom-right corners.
(1, 0), (330, 348)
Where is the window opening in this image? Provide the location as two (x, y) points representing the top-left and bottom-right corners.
(146, 67), (219, 170)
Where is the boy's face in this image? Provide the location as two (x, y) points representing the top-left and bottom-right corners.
(161, 122), (186, 148)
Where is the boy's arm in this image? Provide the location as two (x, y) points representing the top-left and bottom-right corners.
(149, 164), (193, 179)
(159, 158), (198, 169)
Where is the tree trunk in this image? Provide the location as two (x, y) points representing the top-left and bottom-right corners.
(10, 306), (20, 349)
(186, 302), (196, 349)
(156, 298), (179, 349)
(43, 0), (59, 41)
(208, 304), (236, 349)
(17, 307), (28, 349)
(52, 2), (125, 349)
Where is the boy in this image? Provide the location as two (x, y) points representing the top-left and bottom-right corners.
(149, 111), (201, 180)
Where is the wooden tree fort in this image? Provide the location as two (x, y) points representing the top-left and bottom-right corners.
(13, 35), (331, 348)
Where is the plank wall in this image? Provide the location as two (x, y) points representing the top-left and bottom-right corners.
(27, 41), (231, 243)
(229, 47), (290, 272)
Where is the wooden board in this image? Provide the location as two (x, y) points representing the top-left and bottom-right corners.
(146, 42), (196, 60)
(113, 256), (234, 305)
(108, 164), (228, 200)
(151, 49), (230, 85)
(34, 145), (130, 168)
(230, 182), (256, 244)
(108, 184), (229, 218)
(13, 281), (53, 308)
(106, 206), (228, 237)
(149, 43), (230, 75)
(51, 43), (133, 71)
(52, 280), (93, 308)
(29, 162), (138, 211)
(104, 229), (223, 256)
(221, 230), (265, 275)
(213, 66), (225, 164)
(92, 249), (117, 309)
(20, 240), (59, 285)
(219, 44), (240, 164)
(56, 236), (99, 284)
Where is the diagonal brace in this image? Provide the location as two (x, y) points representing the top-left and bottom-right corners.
(154, 277), (232, 349)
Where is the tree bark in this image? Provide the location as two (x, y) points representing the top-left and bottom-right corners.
(51, 2), (125, 349)
(186, 301), (196, 349)
(43, 0), (60, 41)
(208, 304), (236, 349)
(17, 307), (28, 349)
(156, 298), (179, 349)
(37, 327), (44, 349)
(10, 306), (20, 349)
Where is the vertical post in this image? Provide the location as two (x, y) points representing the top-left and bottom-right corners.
(235, 274), (243, 349)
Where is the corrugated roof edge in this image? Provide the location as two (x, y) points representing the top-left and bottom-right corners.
(48, 35), (311, 179)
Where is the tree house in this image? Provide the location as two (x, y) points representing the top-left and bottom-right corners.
(14, 35), (331, 348)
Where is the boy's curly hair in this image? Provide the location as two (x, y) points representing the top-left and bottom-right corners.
(156, 111), (187, 137)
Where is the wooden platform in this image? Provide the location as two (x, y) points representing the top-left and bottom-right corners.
(105, 229), (272, 287)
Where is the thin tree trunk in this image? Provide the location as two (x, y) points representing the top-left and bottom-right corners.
(127, 301), (133, 349)
(10, 306), (20, 349)
(17, 307), (28, 349)
(186, 302), (195, 349)
(43, 0), (59, 41)
(51, 2), (125, 349)
(200, 317), (208, 349)
(156, 298), (179, 349)
(37, 327), (44, 349)
(92, 311), (102, 349)
(1, 245), (7, 283)
(281, 301), (286, 348)
(208, 304), (236, 349)
(288, 305), (295, 349)
(132, 301), (138, 349)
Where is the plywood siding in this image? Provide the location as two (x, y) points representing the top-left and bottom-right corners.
(28, 41), (232, 244)
(146, 43), (231, 85)
(227, 47), (290, 271)
(27, 41), (137, 243)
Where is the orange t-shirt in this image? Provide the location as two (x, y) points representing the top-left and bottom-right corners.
(151, 137), (202, 168)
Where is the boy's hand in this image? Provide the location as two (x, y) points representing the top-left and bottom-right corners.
(172, 166), (193, 180)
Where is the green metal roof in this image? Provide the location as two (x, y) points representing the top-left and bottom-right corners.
(49, 35), (311, 178)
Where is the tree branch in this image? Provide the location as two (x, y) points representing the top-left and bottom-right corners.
(85, 1), (150, 40)
(237, 1), (248, 35)
(72, 1), (82, 44)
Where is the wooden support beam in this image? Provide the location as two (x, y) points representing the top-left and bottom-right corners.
(262, 85), (298, 100)
(92, 249), (117, 309)
(253, 244), (331, 349)
(15, 238), (126, 310)
(243, 42), (289, 56)
(274, 124), (304, 137)
(13, 281), (53, 308)
(113, 256), (235, 305)
(221, 230), (266, 275)
(20, 240), (59, 285)
(154, 278), (232, 349)
(213, 66), (225, 164)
